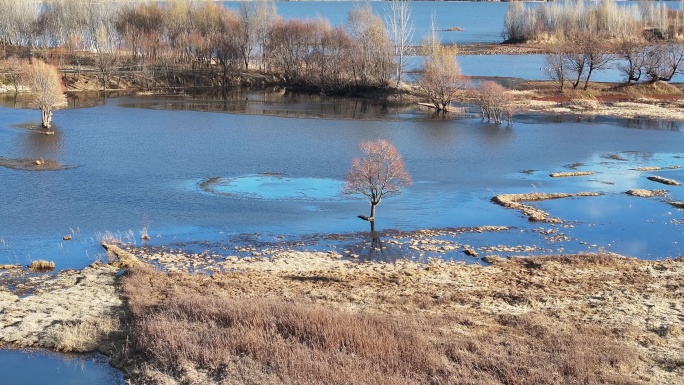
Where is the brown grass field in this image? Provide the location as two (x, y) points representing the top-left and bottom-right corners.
(117, 251), (684, 385)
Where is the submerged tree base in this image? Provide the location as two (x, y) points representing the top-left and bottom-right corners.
(0, 156), (77, 171)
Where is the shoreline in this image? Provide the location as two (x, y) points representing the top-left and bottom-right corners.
(1, 244), (682, 384)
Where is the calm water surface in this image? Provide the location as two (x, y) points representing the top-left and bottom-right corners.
(0, 349), (125, 384)
(1, 93), (683, 270)
(224, 1), (511, 45)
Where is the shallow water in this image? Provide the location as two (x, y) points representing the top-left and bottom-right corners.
(0, 349), (125, 385)
(1, 93), (683, 271)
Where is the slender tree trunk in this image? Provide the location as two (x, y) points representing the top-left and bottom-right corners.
(41, 109), (52, 130)
(369, 203), (376, 233)
(583, 66), (594, 90)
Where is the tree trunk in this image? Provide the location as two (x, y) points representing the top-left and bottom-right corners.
(369, 203), (376, 233)
(583, 66), (594, 90)
(41, 108), (52, 129)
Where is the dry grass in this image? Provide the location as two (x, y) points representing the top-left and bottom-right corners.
(122, 261), (645, 385)
(29, 260), (55, 271)
(492, 192), (601, 223)
(647, 176), (681, 186)
(626, 189), (668, 198)
(620, 81), (683, 98)
(549, 171), (594, 178)
(49, 317), (121, 353)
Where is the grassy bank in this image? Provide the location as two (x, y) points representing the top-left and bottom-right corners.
(116, 251), (683, 384)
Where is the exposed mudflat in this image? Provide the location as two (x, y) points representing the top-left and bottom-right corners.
(0, 156), (77, 171)
(491, 192), (602, 223)
(0, 263), (124, 353)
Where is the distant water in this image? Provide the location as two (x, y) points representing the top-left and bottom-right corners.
(223, 0), (511, 45)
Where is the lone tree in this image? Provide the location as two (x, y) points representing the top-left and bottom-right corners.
(344, 139), (412, 233)
(476, 81), (514, 125)
(417, 44), (468, 113)
(19, 60), (67, 131)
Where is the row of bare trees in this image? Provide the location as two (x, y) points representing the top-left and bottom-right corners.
(504, 0), (684, 90)
(0, 0), (416, 92)
(1, 0), (515, 125)
(504, 0), (684, 43)
(544, 32), (684, 91)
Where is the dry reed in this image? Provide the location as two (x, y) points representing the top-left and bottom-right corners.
(122, 262), (643, 385)
(29, 260), (55, 271)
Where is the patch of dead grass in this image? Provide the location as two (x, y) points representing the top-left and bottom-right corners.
(49, 317), (122, 353)
(122, 262), (646, 385)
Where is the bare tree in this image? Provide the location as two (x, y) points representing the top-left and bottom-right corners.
(347, 5), (393, 88)
(344, 139), (412, 233)
(86, 3), (121, 90)
(417, 44), (468, 113)
(616, 37), (647, 84)
(476, 81), (513, 125)
(212, 7), (241, 91)
(503, 1), (530, 43)
(252, 0), (279, 71)
(2, 57), (23, 95)
(19, 59), (67, 131)
(562, 32), (612, 90)
(384, 0), (413, 88)
(644, 43), (684, 82)
(545, 49), (568, 92)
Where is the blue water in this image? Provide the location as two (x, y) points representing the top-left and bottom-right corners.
(0, 349), (125, 385)
(1, 95), (683, 270)
(223, 1), (511, 45)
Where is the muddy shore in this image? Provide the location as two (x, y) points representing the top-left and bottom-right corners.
(1, 242), (682, 384)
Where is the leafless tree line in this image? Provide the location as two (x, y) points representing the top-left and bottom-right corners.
(501, 0), (684, 90)
(504, 0), (684, 43)
(0, 0), (415, 93)
(0, 0), (512, 123)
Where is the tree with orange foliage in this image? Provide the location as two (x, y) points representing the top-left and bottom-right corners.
(19, 59), (67, 131)
(344, 139), (412, 233)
